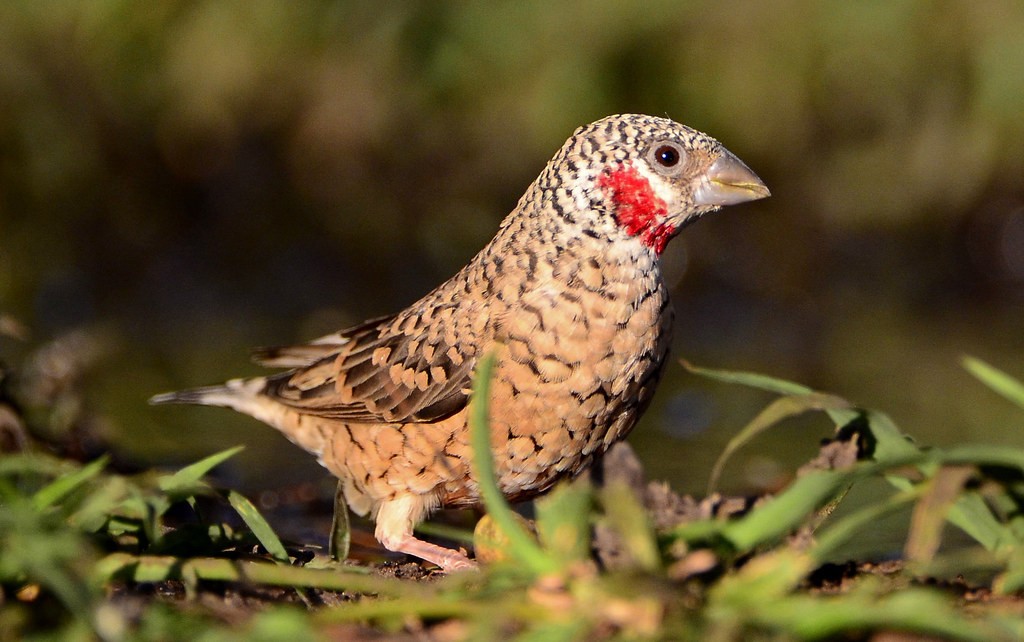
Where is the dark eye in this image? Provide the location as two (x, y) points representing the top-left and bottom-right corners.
(654, 145), (680, 167)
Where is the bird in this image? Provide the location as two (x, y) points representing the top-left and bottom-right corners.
(150, 114), (769, 572)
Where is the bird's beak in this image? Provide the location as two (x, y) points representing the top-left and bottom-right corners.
(693, 149), (770, 207)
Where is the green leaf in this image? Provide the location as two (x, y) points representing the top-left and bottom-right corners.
(995, 544), (1024, 594)
(158, 445), (244, 495)
(226, 490), (290, 564)
(681, 360), (814, 396)
(469, 351), (557, 574)
(535, 478), (592, 564)
(682, 360), (859, 427)
(329, 480), (351, 563)
(863, 411), (921, 463)
(811, 487), (922, 562)
(67, 474), (133, 532)
(31, 455), (109, 511)
(942, 444), (1024, 471)
(707, 392), (852, 494)
(599, 482), (661, 572)
(963, 356), (1024, 410)
(0, 452), (71, 478)
(944, 487), (1021, 553)
(721, 469), (853, 553)
(721, 455), (924, 554)
(860, 417), (1016, 552)
(95, 552), (425, 597)
(905, 466), (975, 565)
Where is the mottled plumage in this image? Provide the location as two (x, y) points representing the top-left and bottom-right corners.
(151, 114), (769, 572)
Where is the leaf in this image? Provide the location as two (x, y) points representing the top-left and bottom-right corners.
(473, 512), (539, 565)
(67, 474), (133, 532)
(721, 469), (853, 553)
(942, 444), (1024, 471)
(535, 477), (593, 564)
(963, 356), (1024, 410)
(158, 445), (244, 495)
(682, 360), (860, 427)
(811, 487), (922, 563)
(469, 350), (557, 574)
(95, 552), (426, 597)
(707, 392), (853, 494)
(710, 548), (814, 603)
(905, 465), (975, 565)
(681, 360), (814, 396)
(862, 417), (1017, 552)
(599, 482), (661, 572)
(722, 454), (925, 554)
(0, 452), (71, 478)
(863, 411), (921, 463)
(329, 480), (351, 563)
(226, 490), (290, 564)
(995, 545), (1024, 594)
(31, 455), (109, 511)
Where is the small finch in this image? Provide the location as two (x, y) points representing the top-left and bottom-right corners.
(151, 114), (769, 572)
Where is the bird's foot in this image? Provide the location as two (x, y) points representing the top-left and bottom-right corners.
(383, 533), (478, 573)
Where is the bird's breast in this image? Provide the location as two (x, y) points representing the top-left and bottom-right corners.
(476, 258), (672, 499)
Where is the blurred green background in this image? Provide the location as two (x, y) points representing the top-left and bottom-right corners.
(2, 1), (1023, 498)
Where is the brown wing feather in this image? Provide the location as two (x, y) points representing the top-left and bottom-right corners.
(258, 304), (477, 424)
(251, 315), (393, 368)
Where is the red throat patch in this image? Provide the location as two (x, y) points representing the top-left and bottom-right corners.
(596, 164), (675, 254)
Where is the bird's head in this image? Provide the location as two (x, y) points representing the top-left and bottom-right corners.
(548, 114), (770, 255)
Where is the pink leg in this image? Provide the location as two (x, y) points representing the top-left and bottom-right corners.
(375, 495), (477, 573)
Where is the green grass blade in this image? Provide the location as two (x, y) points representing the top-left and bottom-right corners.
(67, 474), (133, 532)
(600, 482), (661, 572)
(158, 445), (244, 494)
(963, 356), (1024, 410)
(707, 393), (853, 494)
(32, 455), (109, 510)
(329, 480), (351, 562)
(941, 444), (1024, 470)
(722, 455), (925, 553)
(682, 360), (860, 426)
(995, 545), (1024, 594)
(0, 452), (71, 478)
(860, 416), (1015, 552)
(905, 465), (975, 565)
(721, 468), (852, 552)
(811, 487), (922, 562)
(681, 360), (813, 396)
(226, 489), (290, 564)
(95, 552), (428, 597)
(469, 351), (557, 574)
(535, 478), (592, 564)
(862, 410), (921, 462)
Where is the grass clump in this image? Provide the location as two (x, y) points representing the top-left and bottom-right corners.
(2, 354), (1024, 640)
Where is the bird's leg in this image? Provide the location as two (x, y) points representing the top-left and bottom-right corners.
(374, 495), (477, 573)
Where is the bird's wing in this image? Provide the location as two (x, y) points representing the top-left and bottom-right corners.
(257, 303), (478, 424)
(251, 315), (391, 368)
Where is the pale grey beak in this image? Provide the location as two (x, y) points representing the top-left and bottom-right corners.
(693, 149), (770, 207)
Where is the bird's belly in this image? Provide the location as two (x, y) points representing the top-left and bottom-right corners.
(475, 286), (671, 502)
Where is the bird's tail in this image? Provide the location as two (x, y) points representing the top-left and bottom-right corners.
(148, 377), (266, 413)
(149, 378), (329, 458)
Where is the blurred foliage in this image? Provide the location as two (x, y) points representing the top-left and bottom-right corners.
(0, 1), (1023, 491)
(5, 357), (1024, 639)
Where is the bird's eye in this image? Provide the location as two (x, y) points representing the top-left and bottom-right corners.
(654, 145), (680, 167)
(647, 142), (686, 176)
